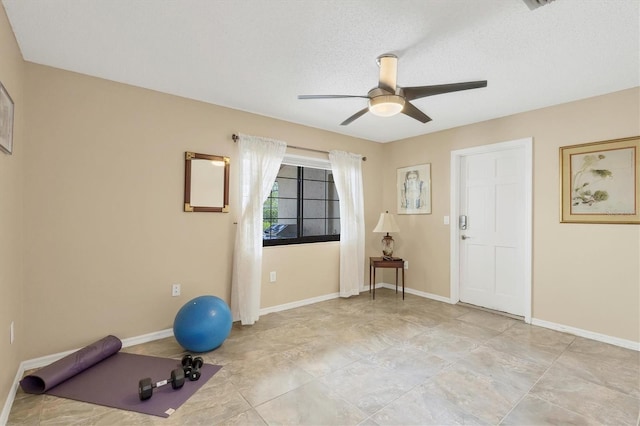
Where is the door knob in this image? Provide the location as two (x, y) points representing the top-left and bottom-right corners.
(461, 235), (471, 240)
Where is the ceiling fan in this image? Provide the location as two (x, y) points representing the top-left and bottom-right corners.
(298, 54), (487, 126)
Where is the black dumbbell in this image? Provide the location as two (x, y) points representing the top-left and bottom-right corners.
(181, 354), (204, 381)
(138, 368), (185, 401)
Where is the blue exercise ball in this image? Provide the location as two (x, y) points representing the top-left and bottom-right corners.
(173, 295), (232, 352)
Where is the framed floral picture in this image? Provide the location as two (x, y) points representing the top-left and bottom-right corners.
(560, 136), (639, 224)
(397, 163), (431, 214)
(0, 81), (14, 155)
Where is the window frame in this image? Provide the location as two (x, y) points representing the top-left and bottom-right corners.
(263, 154), (340, 247)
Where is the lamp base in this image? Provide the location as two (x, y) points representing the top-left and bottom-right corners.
(381, 234), (394, 257)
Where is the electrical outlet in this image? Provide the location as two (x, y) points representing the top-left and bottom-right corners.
(10, 321), (14, 344)
(172, 284), (181, 297)
(404, 261), (409, 270)
(269, 271), (276, 282)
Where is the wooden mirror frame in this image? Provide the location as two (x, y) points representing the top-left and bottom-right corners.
(184, 151), (230, 212)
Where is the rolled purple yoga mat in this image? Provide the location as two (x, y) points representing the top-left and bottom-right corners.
(20, 335), (122, 394)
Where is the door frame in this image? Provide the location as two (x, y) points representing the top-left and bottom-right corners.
(449, 137), (533, 323)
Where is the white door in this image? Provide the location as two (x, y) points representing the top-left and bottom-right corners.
(454, 141), (531, 317)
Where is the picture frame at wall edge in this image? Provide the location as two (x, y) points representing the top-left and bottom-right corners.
(0, 81), (14, 155)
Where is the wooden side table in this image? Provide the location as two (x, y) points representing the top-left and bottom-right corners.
(369, 257), (405, 300)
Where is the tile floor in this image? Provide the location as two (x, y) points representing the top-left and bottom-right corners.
(8, 288), (640, 425)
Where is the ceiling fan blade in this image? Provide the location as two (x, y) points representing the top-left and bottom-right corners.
(403, 80), (487, 101)
(402, 101), (432, 123)
(298, 94), (369, 99)
(340, 107), (369, 126)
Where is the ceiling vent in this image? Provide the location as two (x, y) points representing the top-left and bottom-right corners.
(522, 0), (555, 10)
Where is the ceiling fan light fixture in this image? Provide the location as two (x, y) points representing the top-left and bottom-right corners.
(369, 95), (405, 117)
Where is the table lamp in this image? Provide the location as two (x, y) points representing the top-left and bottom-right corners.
(373, 211), (400, 257)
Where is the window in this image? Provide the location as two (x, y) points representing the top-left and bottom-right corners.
(263, 163), (340, 246)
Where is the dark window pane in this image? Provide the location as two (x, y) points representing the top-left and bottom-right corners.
(328, 200), (340, 218)
(278, 165), (298, 178)
(278, 198), (297, 219)
(277, 177), (297, 198)
(303, 219), (326, 236)
(303, 200), (325, 219)
(303, 180), (325, 199)
(327, 219), (340, 235)
(327, 181), (338, 200)
(263, 223), (298, 240)
(304, 168), (326, 180)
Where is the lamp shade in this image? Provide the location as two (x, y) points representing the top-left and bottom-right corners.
(373, 212), (400, 233)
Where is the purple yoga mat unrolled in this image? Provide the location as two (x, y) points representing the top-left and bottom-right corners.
(20, 335), (222, 418)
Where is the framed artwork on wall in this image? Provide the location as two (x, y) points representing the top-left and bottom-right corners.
(397, 163), (431, 215)
(560, 136), (639, 224)
(0, 81), (14, 155)
(184, 151), (230, 213)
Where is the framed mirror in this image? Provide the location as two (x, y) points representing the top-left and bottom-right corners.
(184, 152), (230, 212)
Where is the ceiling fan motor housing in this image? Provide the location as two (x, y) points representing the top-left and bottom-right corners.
(377, 54), (398, 92)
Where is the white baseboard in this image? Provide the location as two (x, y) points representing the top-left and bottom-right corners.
(531, 318), (639, 351)
(21, 329), (174, 372)
(120, 328), (174, 349)
(376, 282), (639, 351)
(260, 292), (340, 315)
(379, 282), (453, 303)
(1, 367), (25, 426)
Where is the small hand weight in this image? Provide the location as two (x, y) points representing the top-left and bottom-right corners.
(188, 356), (204, 381)
(181, 354), (204, 381)
(138, 368), (185, 401)
(181, 354), (194, 377)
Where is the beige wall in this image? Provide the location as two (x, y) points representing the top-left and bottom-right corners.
(22, 63), (384, 359)
(0, 6), (25, 408)
(382, 88), (640, 343)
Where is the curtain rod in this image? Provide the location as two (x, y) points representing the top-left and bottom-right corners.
(232, 134), (366, 161)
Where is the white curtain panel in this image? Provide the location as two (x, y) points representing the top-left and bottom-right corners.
(231, 134), (286, 325)
(329, 150), (365, 297)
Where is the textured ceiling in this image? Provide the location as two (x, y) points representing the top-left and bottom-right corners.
(2, 0), (639, 143)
